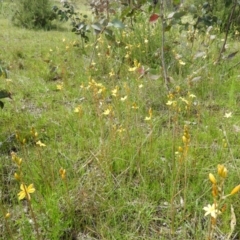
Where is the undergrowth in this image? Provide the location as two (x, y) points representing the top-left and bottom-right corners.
(0, 0), (240, 239)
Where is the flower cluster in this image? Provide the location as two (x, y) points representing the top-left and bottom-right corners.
(204, 164), (240, 220)
(11, 152), (35, 201)
(175, 125), (191, 162)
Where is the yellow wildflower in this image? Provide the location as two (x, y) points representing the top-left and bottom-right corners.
(14, 173), (21, 181)
(56, 83), (63, 90)
(128, 66), (137, 72)
(36, 140), (46, 147)
(11, 152), (22, 166)
(209, 173), (217, 184)
(111, 87), (118, 97)
(18, 184), (35, 200)
(230, 185), (240, 195)
(109, 70), (115, 77)
(217, 164), (227, 178)
(131, 103), (139, 109)
(59, 167), (66, 180)
(120, 96), (128, 102)
(103, 108), (111, 115)
(203, 203), (221, 219)
(179, 60), (186, 65)
(145, 108), (152, 121)
(74, 105), (82, 114)
(224, 112), (232, 118)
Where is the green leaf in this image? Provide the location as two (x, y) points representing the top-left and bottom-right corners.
(168, 11), (186, 20)
(77, 22), (86, 31)
(0, 101), (4, 109)
(109, 19), (125, 29)
(91, 23), (102, 31)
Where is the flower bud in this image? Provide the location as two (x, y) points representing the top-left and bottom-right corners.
(217, 164), (227, 178)
(178, 146), (183, 152)
(230, 185), (240, 195)
(182, 136), (187, 144)
(209, 173), (217, 184)
(212, 184), (218, 197)
(14, 173), (21, 181)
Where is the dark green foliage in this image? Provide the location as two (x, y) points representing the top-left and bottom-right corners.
(12, 0), (57, 29)
(0, 90), (12, 109)
(220, 0), (240, 32)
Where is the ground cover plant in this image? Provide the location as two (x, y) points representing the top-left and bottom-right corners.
(0, 0), (240, 239)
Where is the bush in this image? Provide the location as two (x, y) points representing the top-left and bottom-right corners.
(12, 0), (57, 29)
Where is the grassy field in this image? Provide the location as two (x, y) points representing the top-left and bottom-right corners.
(0, 1), (240, 239)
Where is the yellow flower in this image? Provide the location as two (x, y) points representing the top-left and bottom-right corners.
(59, 167), (66, 180)
(145, 108), (152, 121)
(109, 70), (115, 77)
(209, 173), (217, 184)
(230, 185), (240, 195)
(5, 212), (10, 219)
(182, 135), (188, 144)
(111, 87), (118, 97)
(189, 94), (196, 98)
(120, 96), (128, 102)
(203, 203), (221, 219)
(36, 140), (46, 147)
(179, 60), (186, 65)
(128, 66), (137, 72)
(166, 100), (177, 106)
(56, 83), (63, 90)
(14, 173), (21, 181)
(103, 108), (111, 115)
(18, 184), (35, 200)
(131, 103), (139, 109)
(179, 97), (189, 105)
(30, 127), (38, 138)
(178, 146), (183, 152)
(11, 152), (22, 166)
(125, 52), (130, 58)
(74, 105), (82, 114)
(217, 164), (227, 178)
(224, 112), (232, 118)
(116, 127), (126, 134)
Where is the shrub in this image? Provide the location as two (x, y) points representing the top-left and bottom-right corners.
(12, 0), (57, 29)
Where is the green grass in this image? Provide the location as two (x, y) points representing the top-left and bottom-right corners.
(0, 1), (240, 239)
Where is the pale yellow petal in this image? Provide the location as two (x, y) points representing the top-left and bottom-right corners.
(27, 184), (35, 193)
(18, 191), (26, 200)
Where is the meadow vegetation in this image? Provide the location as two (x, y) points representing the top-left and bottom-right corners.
(0, 0), (240, 239)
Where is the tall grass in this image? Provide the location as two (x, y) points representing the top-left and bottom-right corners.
(0, 1), (240, 239)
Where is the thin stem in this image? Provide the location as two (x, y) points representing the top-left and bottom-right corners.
(27, 199), (41, 240)
(159, 0), (168, 90)
(216, 0), (238, 63)
(23, 185), (41, 240)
